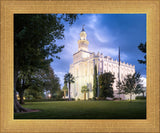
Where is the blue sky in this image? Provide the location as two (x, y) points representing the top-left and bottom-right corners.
(51, 14), (146, 88)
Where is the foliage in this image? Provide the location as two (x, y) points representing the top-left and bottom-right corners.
(93, 65), (98, 97)
(121, 72), (143, 101)
(138, 42), (146, 64)
(97, 97), (106, 100)
(14, 14), (65, 73)
(64, 73), (75, 101)
(23, 98), (75, 102)
(62, 83), (68, 98)
(64, 73), (75, 85)
(116, 80), (124, 95)
(55, 90), (64, 99)
(14, 14), (79, 71)
(98, 72), (115, 98)
(81, 86), (89, 93)
(135, 96), (146, 100)
(62, 84), (68, 91)
(92, 97), (97, 100)
(24, 87), (44, 100)
(14, 14), (79, 112)
(113, 97), (122, 100)
(81, 85), (89, 100)
(44, 67), (61, 98)
(16, 69), (45, 104)
(77, 98), (81, 101)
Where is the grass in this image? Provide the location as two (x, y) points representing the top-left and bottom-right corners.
(14, 100), (146, 119)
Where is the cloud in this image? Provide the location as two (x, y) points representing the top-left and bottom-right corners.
(94, 32), (109, 43)
(140, 76), (146, 87)
(87, 15), (98, 29)
(52, 14), (145, 88)
(121, 53), (128, 61)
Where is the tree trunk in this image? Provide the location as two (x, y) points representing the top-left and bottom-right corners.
(84, 93), (86, 100)
(14, 67), (28, 113)
(69, 83), (70, 101)
(19, 91), (24, 104)
(64, 91), (66, 99)
(130, 94), (132, 102)
(142, 92), (144, 97)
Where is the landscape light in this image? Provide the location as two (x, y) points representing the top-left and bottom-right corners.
(48, 94), (51, 99)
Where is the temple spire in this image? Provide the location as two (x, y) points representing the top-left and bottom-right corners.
(78, 26), (89, 51)
(82, 24), (85, 31)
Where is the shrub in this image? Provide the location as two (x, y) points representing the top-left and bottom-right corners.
(24, 98), (75, 102)
(36, 96), (43, 99)
(88, 98), (93, 101)
(92, 97), (96, 100)
(135, 96), (146, 100)
(25, 95), (33, 100)
(97, 97), (106, 100)
(113, 97), (121, 100)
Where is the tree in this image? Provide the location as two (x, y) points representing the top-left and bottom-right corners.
(14, 14), (79, 112)
(16, 71), (30, 104)
(99, 72), (115, 98)
(64, 73), (75, 101)
(93, 65), (98, 97)
(44, 67), (60, 98)
(140, 88), (146, 97)
(122, 72), (143, 101)
(16, 68), (46, 104)
(116, 80), (124, 100)
(138, 42), (146, 64)
(62, 84), (68, 99)
(55, 89), (64, 99)
(24, 87), (44, 100)
(81, 86), (89, 100)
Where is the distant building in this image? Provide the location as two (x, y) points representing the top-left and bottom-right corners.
(69, 27), (136, 100)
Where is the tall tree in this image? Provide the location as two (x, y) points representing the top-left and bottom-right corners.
(138, 42), (146, 64)
(99, 72), (115, 98)
(81, 85), (89, 100)
(14, 14), (79, 112)
(62, 84), (68, 99)
(16, 68), (46, 104)
(122, 72), (143, 101)
(44, 67), (60, 98)
(16, 71), (30, 104)
(93, 65), (98, 97)
(64, 73), (75, 101)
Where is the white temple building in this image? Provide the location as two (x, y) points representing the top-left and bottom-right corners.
(69, 27), (136, 100)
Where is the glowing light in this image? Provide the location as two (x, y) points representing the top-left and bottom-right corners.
(48, 94), (51, 98)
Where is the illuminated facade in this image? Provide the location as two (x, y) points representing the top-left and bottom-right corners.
(69, 27), (136, 100)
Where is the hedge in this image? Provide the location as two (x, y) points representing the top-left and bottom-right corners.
(135, 96), (146, 100)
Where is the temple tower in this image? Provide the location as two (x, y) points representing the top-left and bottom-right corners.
(78, 26), (89, 51)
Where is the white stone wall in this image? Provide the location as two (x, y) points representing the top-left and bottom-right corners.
(69, 29), (136, 100)
(70, 52), (136, 100)
(70, 51), (95, 100)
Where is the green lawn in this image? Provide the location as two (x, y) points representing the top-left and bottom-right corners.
(14, 100), (146, 119)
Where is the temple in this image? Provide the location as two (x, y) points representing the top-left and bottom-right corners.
(69, 27), (136, 100)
